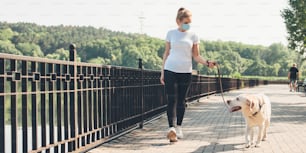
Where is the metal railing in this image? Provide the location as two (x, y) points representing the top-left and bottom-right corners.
(0, 44), (266, 153)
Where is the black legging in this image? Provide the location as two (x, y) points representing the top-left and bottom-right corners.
(164, 70), (191, 128)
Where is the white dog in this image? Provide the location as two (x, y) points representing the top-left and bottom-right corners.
(227, 94), (271, 148)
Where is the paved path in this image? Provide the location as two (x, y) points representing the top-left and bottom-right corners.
(88, 85), (306, 153)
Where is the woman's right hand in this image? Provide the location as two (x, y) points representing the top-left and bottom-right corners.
(160, 74), (165, 85)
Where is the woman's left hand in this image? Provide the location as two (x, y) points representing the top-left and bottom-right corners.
(207, 61), (217, 68)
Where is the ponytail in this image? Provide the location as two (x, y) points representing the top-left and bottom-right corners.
(176, 7), (192, 21)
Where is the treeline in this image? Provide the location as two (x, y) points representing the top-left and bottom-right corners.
(0, 22), (303, 77)
(198, 41), (302, 77)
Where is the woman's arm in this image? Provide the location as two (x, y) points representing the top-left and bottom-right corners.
(192, 44), (216, 67)
(160, 42), (170, 85)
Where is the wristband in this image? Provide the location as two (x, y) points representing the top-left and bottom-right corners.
(206, 60), (209, 66)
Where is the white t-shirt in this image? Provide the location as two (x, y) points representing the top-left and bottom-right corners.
(164, 29), (199, 73)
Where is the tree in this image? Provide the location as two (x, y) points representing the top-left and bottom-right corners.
(271, 63), (281, 76)
(244, 59), (269, 76)
(46, 48), (70, 60)
(263, 43), (288, 65)
(0, 28), (14, 40)
(88, 57), (110, 65)
(282, 0), (306, 55)
(0, 40), (22, 55)
(122, 45), (142, 68)
(16, 43), (44, 57)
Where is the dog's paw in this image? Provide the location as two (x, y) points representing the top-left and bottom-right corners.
(262, 136), (267, 141)
(245, 143), (251, 148)
(255, 142), (261, 148)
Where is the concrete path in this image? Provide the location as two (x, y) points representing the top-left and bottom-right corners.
(88, 85), (306, 153)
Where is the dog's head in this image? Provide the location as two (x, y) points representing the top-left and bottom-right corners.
(226, 94), (257, 114)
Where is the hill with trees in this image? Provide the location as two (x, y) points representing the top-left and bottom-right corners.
(0, 22), (304, 77)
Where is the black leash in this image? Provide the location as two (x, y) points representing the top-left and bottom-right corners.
(216, 65), (231, 111)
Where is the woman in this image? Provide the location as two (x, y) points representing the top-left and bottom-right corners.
(160, 7), (217, 142)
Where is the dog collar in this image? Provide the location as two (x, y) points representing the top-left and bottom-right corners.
(252, 103), (264, 116)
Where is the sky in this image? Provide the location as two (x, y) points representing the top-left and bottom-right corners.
(0, 0), (289, 46)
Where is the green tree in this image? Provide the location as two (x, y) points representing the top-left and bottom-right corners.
(0, 40), (22, 55)
(264, 43), (288, 65)
(271, 63), (281, 76)
(282, 0), (306, 55)
(0, 28), (14, 40)
(122, 45), (142, 68)
(16, 43), (44, 57)
(46, 48), (70, 60)
(88, 57), (110, 65)
(244, 59), (269, 76)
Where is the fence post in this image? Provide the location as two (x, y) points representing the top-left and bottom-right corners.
(0, 58), (4, 153)
(69, 44), (78, 151)
(138, 58), (144, 129)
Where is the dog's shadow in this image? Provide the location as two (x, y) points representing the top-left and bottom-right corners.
(192, 142), (246, 153)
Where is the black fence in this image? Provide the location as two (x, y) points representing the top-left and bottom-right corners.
(0, 45), (267, 153)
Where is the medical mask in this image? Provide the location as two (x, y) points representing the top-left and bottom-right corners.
(181, 23), (190, 31)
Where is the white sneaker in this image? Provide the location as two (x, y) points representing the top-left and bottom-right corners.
(167, 127), (177, 142)
(176, 126), (183, 139)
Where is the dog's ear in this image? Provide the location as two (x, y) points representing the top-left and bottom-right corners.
(258, 96), (264, 106)
(246, 98), (255, 110)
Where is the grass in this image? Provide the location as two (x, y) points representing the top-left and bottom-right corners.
(241, 76), (288, 81)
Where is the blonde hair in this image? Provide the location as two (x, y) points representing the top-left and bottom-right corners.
(176, 7), (192, 21)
